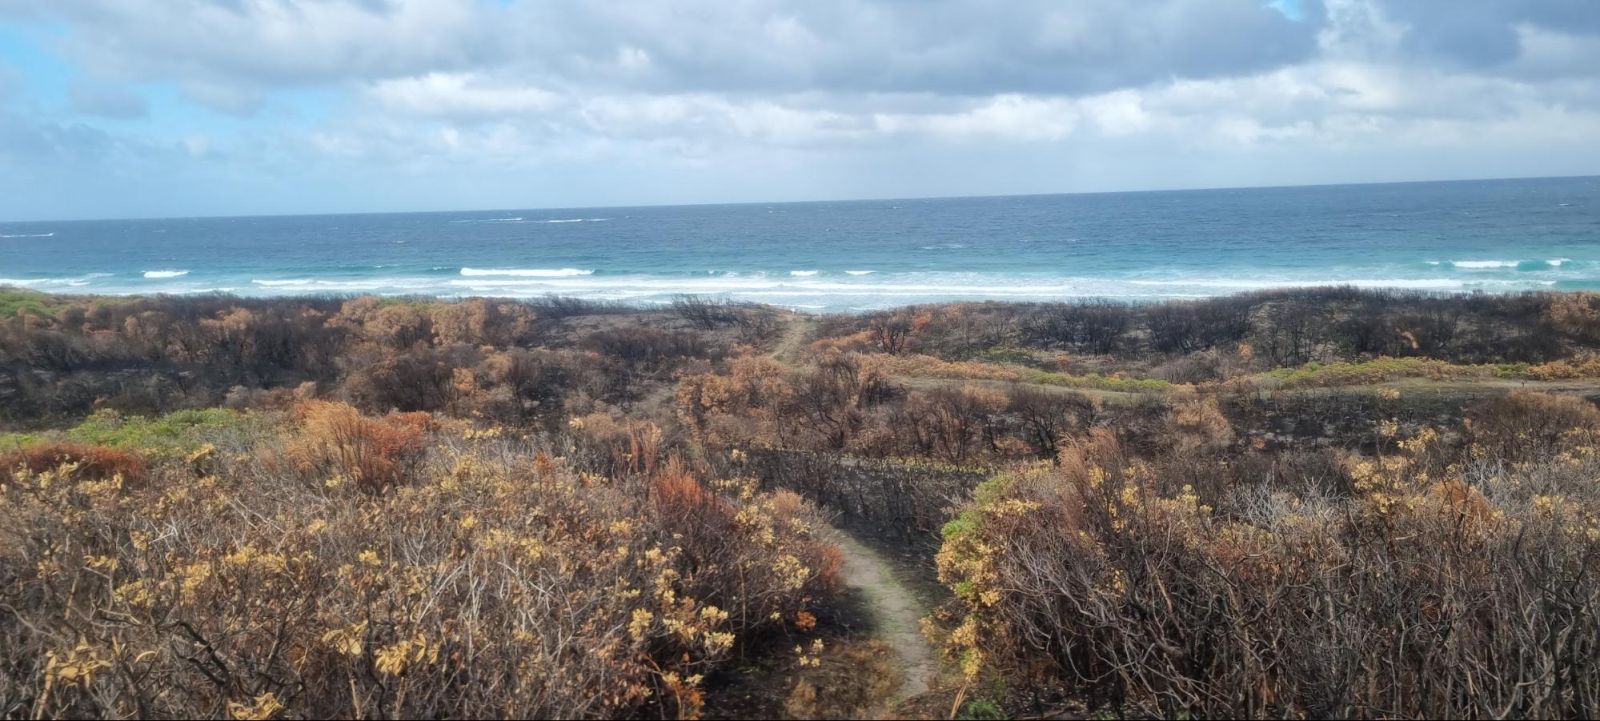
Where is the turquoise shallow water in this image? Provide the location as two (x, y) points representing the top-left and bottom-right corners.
(2, 176), (1597, 310)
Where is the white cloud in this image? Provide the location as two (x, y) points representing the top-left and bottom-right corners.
(368, 73), (560, 119)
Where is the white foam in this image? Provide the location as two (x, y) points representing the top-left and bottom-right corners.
(459, 267), (594, 277)
(1124, 276), (1550, 291)
(0, 232), (53, 238)
(21, 264), (1563, 308)
(1449, 260), (1519, 269)
(0, 273), (109, 288)
(143, 270), (190, 279)
(1548, 258), (1573, 267)
(249, 278), (437, 293)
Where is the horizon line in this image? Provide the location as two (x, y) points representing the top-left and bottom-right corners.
(3, 171), (1596, 226)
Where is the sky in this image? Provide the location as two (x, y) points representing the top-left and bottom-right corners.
(0, 0), (1597, 221)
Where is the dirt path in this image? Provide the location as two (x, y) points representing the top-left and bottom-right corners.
(829, 528), (938, 708)
(772, 314), (819, 365)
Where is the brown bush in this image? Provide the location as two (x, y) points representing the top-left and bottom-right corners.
(0, 418), (842, 720)
(1007, 386), (1099, 458)
(937, 427), (1600, 719)
(782, 640), (899, 719)
(282, 401), (432, 493)
(0, 441), (147, 486)
(1467, 390), (1600, 463)
(1163, 389), (1235, 454)
(1544, 292), (1600, 342)
(581, 325), (719, 369)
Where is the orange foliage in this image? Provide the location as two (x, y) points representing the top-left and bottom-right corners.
(651, 459), (719, 517)
(0, 442), (147, 486)
(283, 401), (432, 492)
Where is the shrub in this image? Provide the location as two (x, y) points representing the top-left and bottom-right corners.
(1266, 356), (1515, 387)
(781, 640), (899, 719)
(935, 427), (1600, 719)
(0, 441), (147, 486)
(282, 401), (432, 493)
(582, 325), (719, 368)
(1467, 391), (1600, 463)
(1543, 292), (1600, 342)
(1006, 386), (1099, 458)
(61, 408), (249, 454)
(0, 418), (841, 719)
(671, 295), (742, 329)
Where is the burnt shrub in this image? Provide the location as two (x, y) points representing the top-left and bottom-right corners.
(581, 325), (720, 369)
(937, 424), (1600, 719)
(1467, 390), (1600, 463)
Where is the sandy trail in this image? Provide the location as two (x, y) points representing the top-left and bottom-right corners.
(772, 314), (819, 365)
(829, 528), (938, 707)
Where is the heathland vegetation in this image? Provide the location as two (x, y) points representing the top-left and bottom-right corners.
(4, 285), (1600, 718)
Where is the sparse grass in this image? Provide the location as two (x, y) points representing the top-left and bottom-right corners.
(0, 287), (66, 318)
(1021, 369), (1172, 392)
(968, 346), (1045, 367)
(870, 352), (1170, 392)
(0, 408), (254, 456)
(1265, 356), (1532, 387)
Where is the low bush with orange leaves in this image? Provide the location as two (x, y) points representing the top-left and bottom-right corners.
(0, 441), (147, 487)
(279, 401), (433, 493)
(0, 407), (841, 719)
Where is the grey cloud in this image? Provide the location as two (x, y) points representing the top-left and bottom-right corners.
(16, 0), (1324, 98)
(2, 0), (1599, 221)
(180, 81), (266, 116)
(1367, 0), (1600, 69)
(0, 113), (117, 165)
(41, 0), (507, 88)
(0, 64), (17, 102)
(68, 80), (148, 118)
(507, 0), (1325, 96)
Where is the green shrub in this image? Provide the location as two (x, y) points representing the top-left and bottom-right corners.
(0, 408), (256, 457)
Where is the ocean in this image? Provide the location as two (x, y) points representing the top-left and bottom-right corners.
(2, 176), (1597, 311)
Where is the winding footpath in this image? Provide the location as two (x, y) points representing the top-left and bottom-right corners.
(772, 315), (940, 711)
(830, 529), (938, 706)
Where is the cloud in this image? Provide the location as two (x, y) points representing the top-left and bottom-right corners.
(0, 112), (117, 164)
(0, 0), (1597, 219)
(367, 73), (560, 120)
(16, 0), (1319, 97)
(1356, 0), (1600, 69)
(25, 0), (503, 112)
(68, 79), (147, 118)
(0, 63), (17, 102)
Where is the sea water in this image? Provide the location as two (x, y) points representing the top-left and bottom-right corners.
(2, 176), (1596, 311)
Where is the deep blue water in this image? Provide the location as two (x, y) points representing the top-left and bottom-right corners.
(2, 176), (1597, 310)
